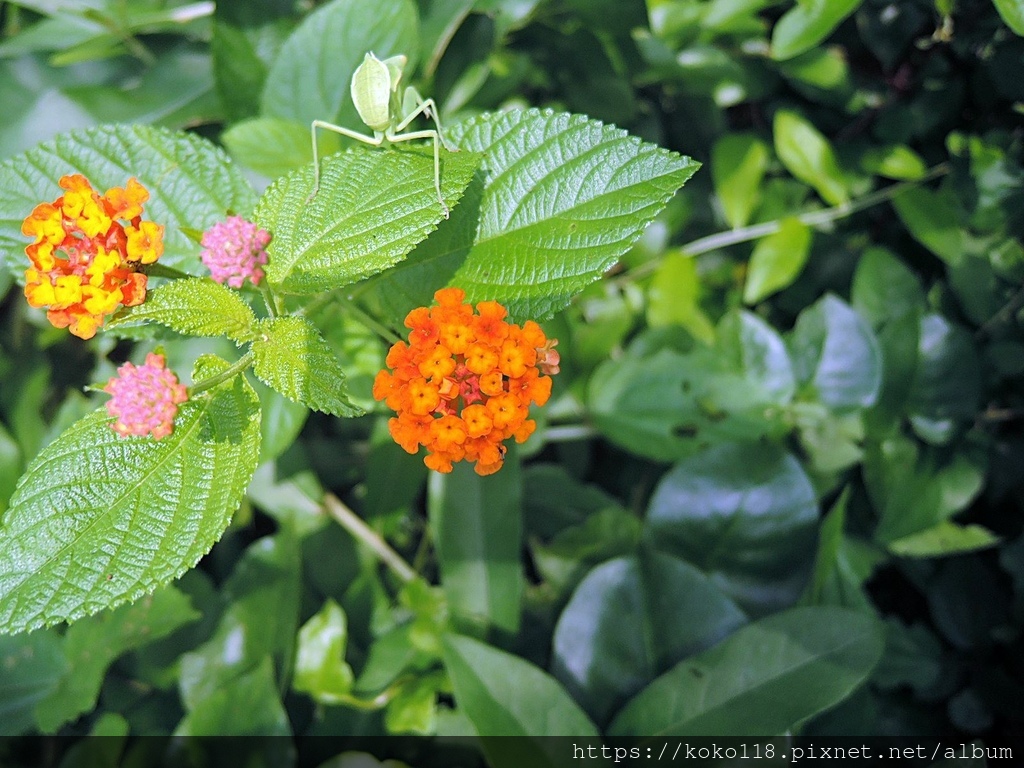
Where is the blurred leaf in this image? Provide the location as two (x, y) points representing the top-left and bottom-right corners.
(0, 356), (260, 634)
(428, 454), (523, 634)
(446, 109), (700, 319)
(861, 145), (928, 180)
(892, 186), (965, 266)
(743, 217), (813, 304)
(907, 314), (981, 442)
(888, 522), (999, 557)
(107, 278), (257, 343)
(293, 599), (355, 703)
(179, 531), (301, 710)
(255, 147), (480, 293)
(262, 0), (419, 127)
(0, 124), (256, 275)
(551, 550), (746, 726)
(0, 629), (66, 736)
(443, 633), (599, 738)
(252, 316), (362, 417)
(789, 294), (881, 411)
(222, 116), (338, 179)
(176, 656), (291, 736)
(647, 251), (715, 342)
(608, 607), (884, 736)
(851, 246), (925, 328)
(772, 0), (864, 60)
(773, 109), (849, 205)
(35, 585), (199, 732)
(0, 422), (21, 514)
(711, 133), (769, 229)
(992, 0), (1024, 34)
(645, 442), (818, 616)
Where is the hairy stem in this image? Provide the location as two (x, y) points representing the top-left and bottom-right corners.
(188, 352), (253, 396)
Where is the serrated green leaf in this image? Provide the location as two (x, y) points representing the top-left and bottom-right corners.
(0, 355), (260, 634)
(251, 315), (362, 417)
(773, 109), (849, 206)
(262, 0), (420, 127)
(743, 217), (812, 304)
(0, 124), (256, 276)
(222, 116), (338, 179)
(34, 584), (199, 732)
(293, 599), (355, 703)
(255, 147), (480, 292)
(446, 108), (700, 320)
(771, 0), (864, 61)
(992, 0), (1024, 34)
(107, 278), (257, 342)
(608, 607), (884, 737)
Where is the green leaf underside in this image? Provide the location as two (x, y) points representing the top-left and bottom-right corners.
(0, 355), (260, 634)
(251, 316), (362, 417)
(107, 278), (257, 343)
(447, 109), (700, 320)
(608, 606), (884, 737)
(254, 147), (480, 293)
(0, 124), (256, 276)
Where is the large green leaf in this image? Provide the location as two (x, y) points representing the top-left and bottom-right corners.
(645, 442), (818, 615)
(0, 124), (256, 275)
(254, 147), (480, 293)
(551, 551), (745, 726)
(788, 294), (881, 411)
(262, 0), (419, 127)
(608, 607), (884, 736)
(0, 355), (261, 634)
(445, 109), (700, 320)
(443, 633), (598, 738)
(106, 278), (258, 343)
(771, 0), (864, 60)
(251, 316), (362, 417)
(176, 656), (291, 737)
(34, 584), (199, 732)
(428, 455), (523, 634)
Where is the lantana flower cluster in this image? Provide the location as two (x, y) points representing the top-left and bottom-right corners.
(22, 175), (164, 339)
(199, 215), (270, 288)
(104, 353), (188, 440)
(373, 287), (559, 476)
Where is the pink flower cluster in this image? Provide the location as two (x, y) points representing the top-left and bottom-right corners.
(104, 353), (188, 440)
(199, 216), (270, 288)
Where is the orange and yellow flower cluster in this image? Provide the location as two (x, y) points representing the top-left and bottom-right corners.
(373, 288), (559, 476)
(22, 174), (165, 339)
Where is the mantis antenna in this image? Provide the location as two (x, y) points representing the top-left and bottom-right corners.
(309, 52), (456, 218)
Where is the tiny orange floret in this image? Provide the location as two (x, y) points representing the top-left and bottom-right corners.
(373, 289), (558, 475)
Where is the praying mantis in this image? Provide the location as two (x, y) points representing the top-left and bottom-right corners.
(310, 52), (456, 218)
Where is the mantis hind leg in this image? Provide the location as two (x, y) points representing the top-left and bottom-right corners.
(387, 128), (449, 219)
(396, 93), (457, 153)
(309, 120), (383, 199)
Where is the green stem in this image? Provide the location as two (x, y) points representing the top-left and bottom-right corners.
(188, 352), (253, 397)
(619, 163), (950, 282)
(324, 494), (416, 583)
(259, 282), (281, 318)
(345, 302), (402, 344)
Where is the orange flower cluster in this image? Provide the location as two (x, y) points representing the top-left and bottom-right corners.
(373, 288), (559, 476)
(22, 174), (165, 339)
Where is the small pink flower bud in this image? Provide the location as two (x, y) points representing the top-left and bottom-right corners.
(199, 215), (270, 288)
(104, 353), (188, 440)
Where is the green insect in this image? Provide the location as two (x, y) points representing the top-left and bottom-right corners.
(310, 52), (455, 218)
